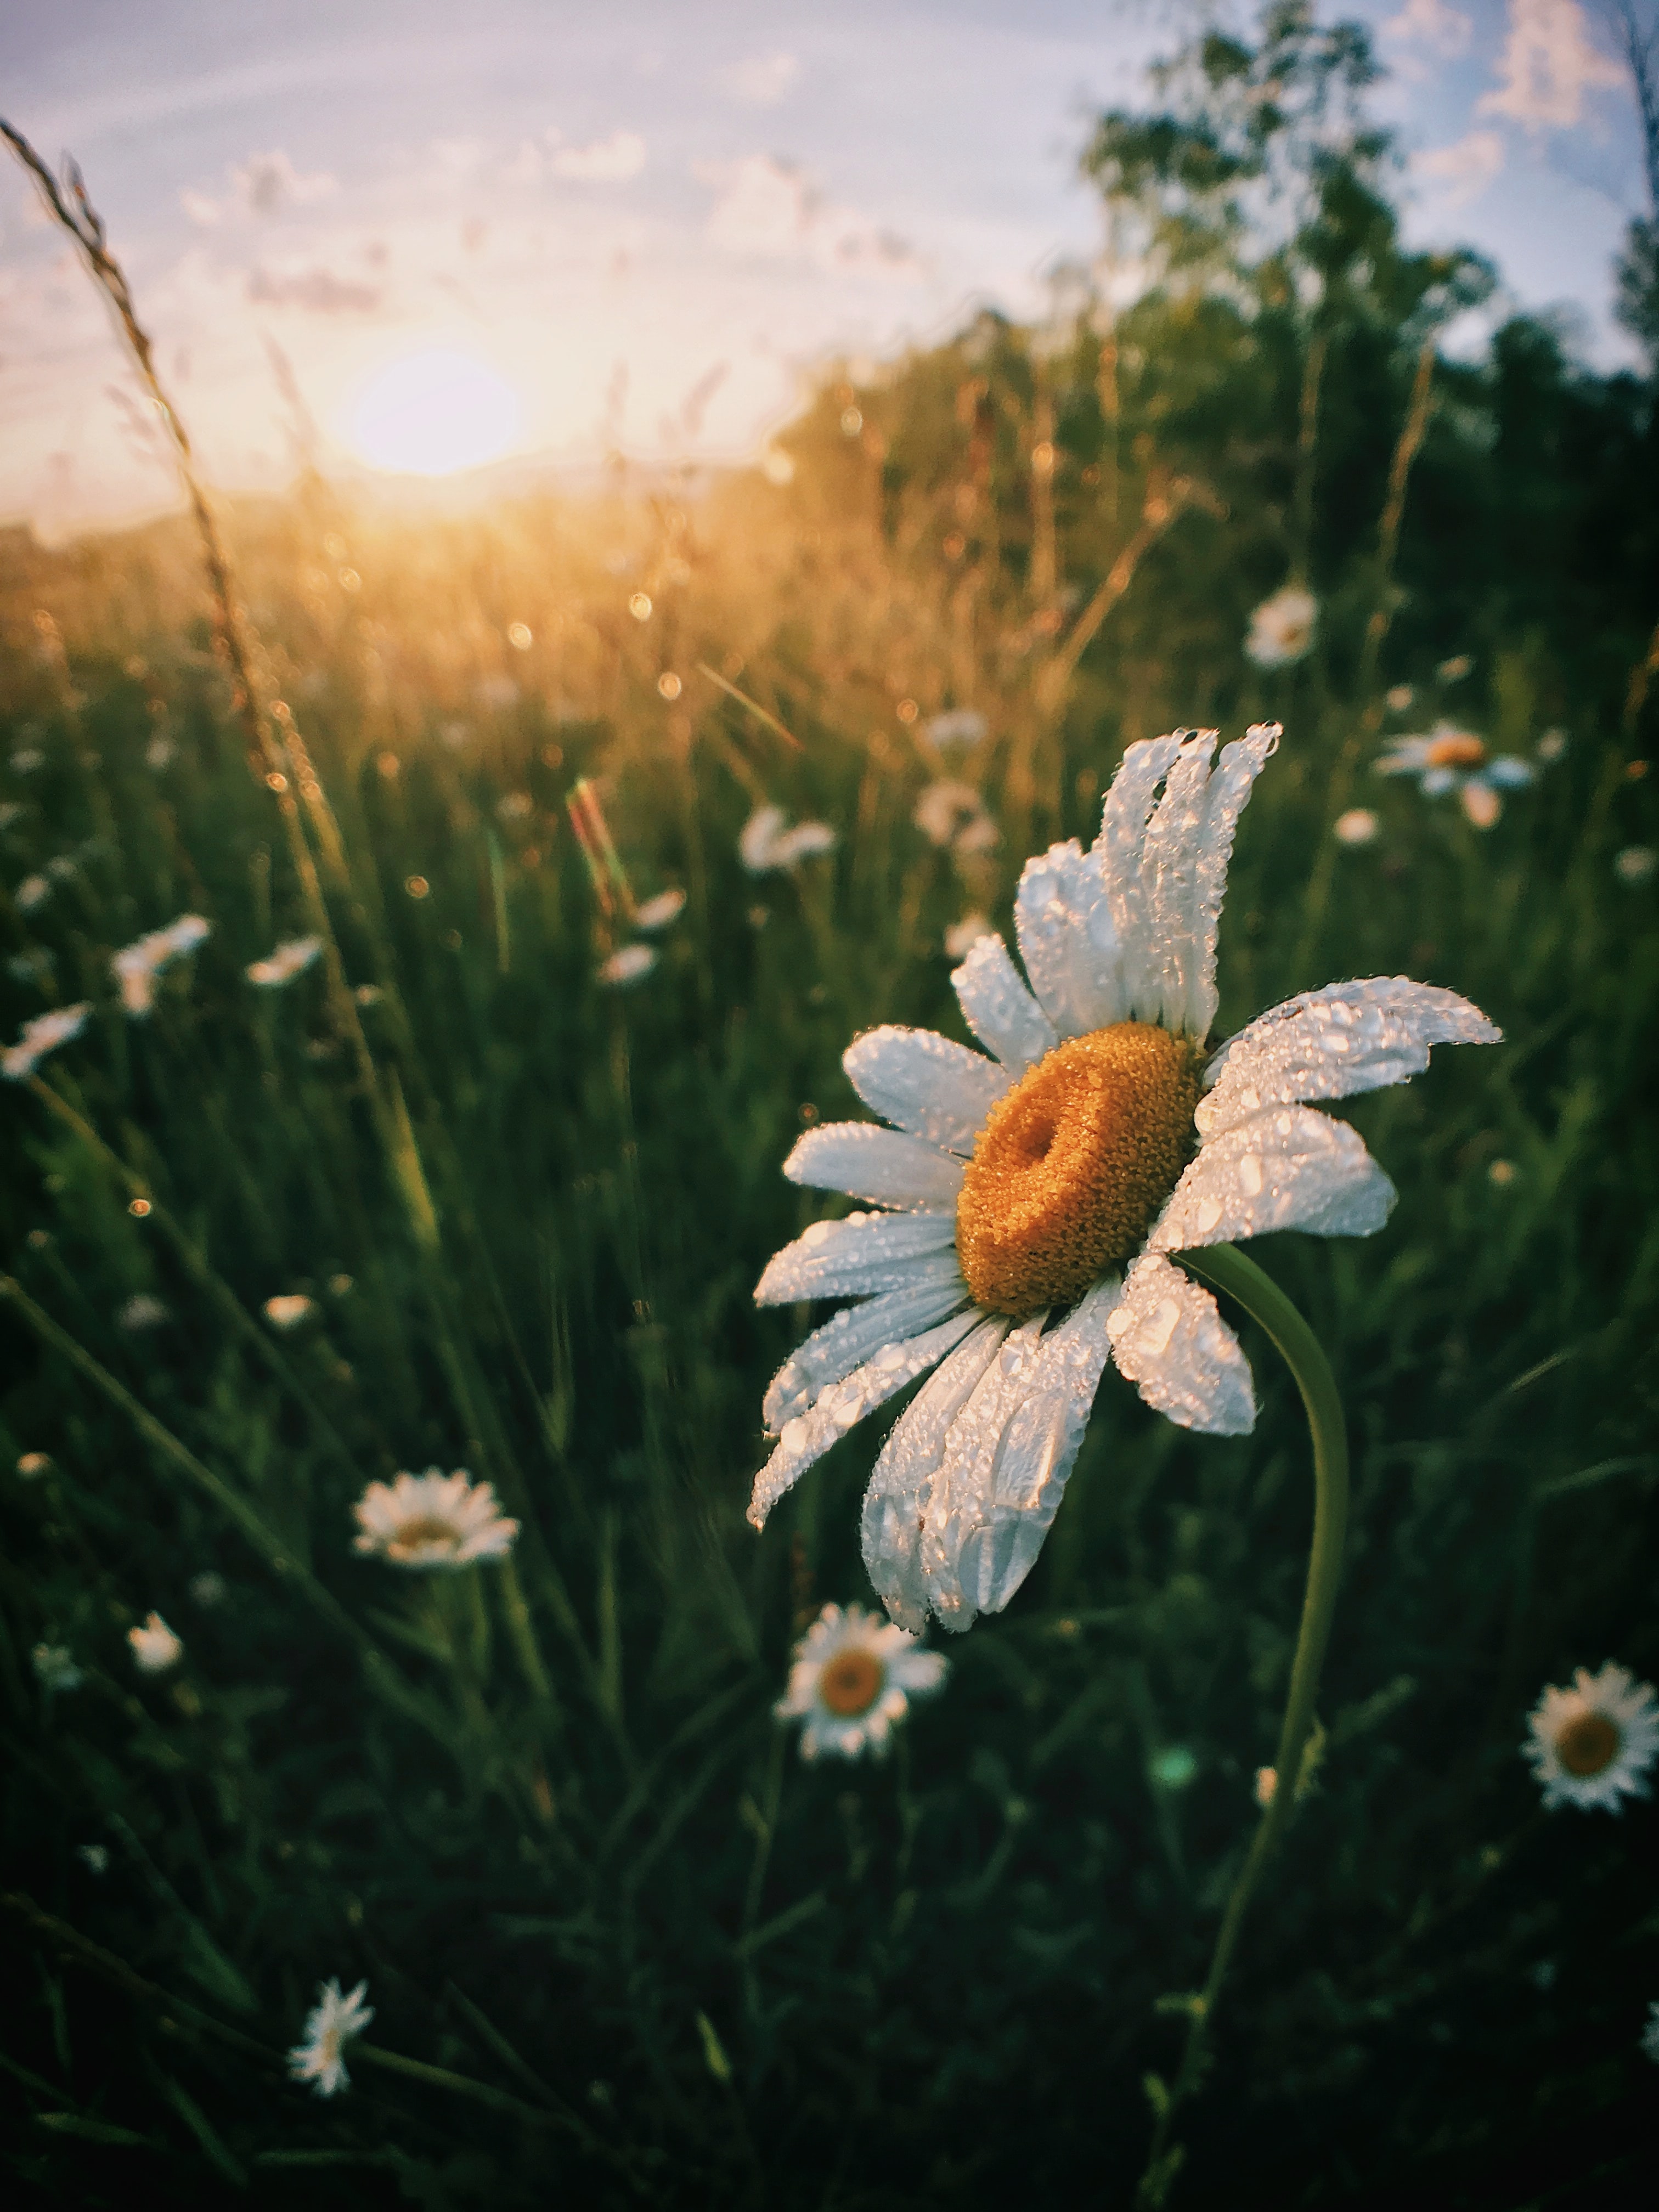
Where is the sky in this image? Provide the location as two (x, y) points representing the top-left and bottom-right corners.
(0, 0), (1650, 536)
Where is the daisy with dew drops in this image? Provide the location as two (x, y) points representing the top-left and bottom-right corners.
(352, 1468), (519, 1569)
(128, 1612), (183, 1674)
(776, 1601), (947, 1761)
(747, 724), (1500, 1635)
(1523, 1663), (1659, 1813)
(288, 1978), (373, 2097)
(1244, 585), (1316, 668)
(2, 1001), (91, 1081)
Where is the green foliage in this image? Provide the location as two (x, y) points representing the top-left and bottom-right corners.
(2, 7), (1658, 2204)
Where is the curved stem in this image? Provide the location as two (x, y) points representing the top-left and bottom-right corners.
(1135, 1243), (1350, 2209)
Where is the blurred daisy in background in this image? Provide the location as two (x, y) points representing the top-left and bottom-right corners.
(15, 872), (50, 911)
(1613, 846), (1655, 886)
(288, 1978), (373, 2097)
(112, 913), (211, 1017)
(1333, 808), (1379, 847)
(599, 944), (658, 987)
(127, 1612), (183, 1673)
(776, 1601), (947, 1760)
(749, 726), (1498, 1633)
(263, 1293), (317, 1329)
(634, 888), (687, 932)
(1244, 584), (1316, 668)
(739, 804), (837, 873)
(1375, 725), (1534, 828)
(2, 1001), (91, 1080)
(915, 781), (998, 855)
(247, 935), (321, 988)
(32, 1643), (83, 1692)
(352, 1468), (520, 1568)
(117, 1294), (169, 1331)
(924, 709), (989, 749)
(1523, 1662), (1659, 1812)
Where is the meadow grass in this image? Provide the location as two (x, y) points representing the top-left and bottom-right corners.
(4, 13), (1659, 2205)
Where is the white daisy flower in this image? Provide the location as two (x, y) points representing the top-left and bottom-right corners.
(127, 1611), (184, 1674)
(1643, 2001), (1659, 2064)
(32, 1643), (83, 1692)
(915, 781), (998, 855)
(634, 888), (687, 932)
(263, 1293), (317, 1330)
(112, 913), (212, 1017)
(2, 1001), (92, 1081)
(1522, 1662), (1659, 1813)
(1375, 724), (1535, 827)
(776, 1601), (947, 1760)
(352, 1467), (520, 1569)
(740, 805), (837, 873)
(599, 944), (657, 987)
(748, 726), (1499, 1632)
(287, 1978), (373, 2097)
(1244, 585), (1317, 668)
(924, 709), (989, 749)
(247, 935), (322, 988)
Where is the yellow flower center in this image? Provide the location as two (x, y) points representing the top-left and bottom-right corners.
(819, 1647), (885, 1717)
(392, 1516), (459, 1550)
(1426, 732), (1487, 769)
(956, 1022), (1202, 1318)
(1556, 1710), (1621, 1777)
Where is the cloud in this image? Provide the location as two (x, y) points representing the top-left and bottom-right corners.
(179, 189), (221, 227)
(551, 131), (646, 182)
(1382, 0), (1471, 59)
(246, 264), (382, 313)
(1412, 128), (1506, 205)
(232, 150), (337, 215)
(698, 155), (922, 276)
(720, 53), (801, 106)
(1477, 0), (1624, 128)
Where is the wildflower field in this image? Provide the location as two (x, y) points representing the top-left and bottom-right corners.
(3, 11), (1659, 2205)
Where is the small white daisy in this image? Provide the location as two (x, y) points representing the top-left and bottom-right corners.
(1333, 808), (1380, 847)
(1643, 2001), (1659, 2064)
(32, 1643), (83, 1692)
(634, 888), (687, 932)
(352, 1467), (520, 1569)
(247, 935), (322, 988)
(2, 1001), (91, 1080)
(263, 1293), (317, 1330)
(924, 709), (989, 750)
(1375, 724), (1534, 827)
(1523, 1663), (1659, 1812)
(112, 913), (212, 1017)
(748, 726), (1499, 1633)
(1244, 585), (1317, 669)
(776, 1601), (947, 1761)
(128, 1612), (184, 1674)
(288, 1978), (373, 2098)
(599, 944), (658, 987)
(740, 805), (837, 873)
(915, 781), (998, 855)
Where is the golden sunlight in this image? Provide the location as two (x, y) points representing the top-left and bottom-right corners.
(345, 350), (522, 476)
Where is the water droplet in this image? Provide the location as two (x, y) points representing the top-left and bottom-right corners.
(1196, 1195), (1224, 1234)
(1239, 1155), (1263, 1197)
(781, 1418), (810, 1453)
(1142, 1299), (1181, 1357)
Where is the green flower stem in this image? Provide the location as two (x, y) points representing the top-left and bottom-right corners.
(1136, 1242), (1351, 2208)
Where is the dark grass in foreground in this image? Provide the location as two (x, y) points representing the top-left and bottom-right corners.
(4, 8), (1659, 2204)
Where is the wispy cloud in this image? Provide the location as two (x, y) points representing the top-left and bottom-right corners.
(1383, 0), (1471, 59)
(719, 54), (801, 108)
(1413, 128), (1506, 206)
(247, 264), (383, 313)
(699, 154), (921, 276)
(233, 150), (338, 215)
(1477, 0), (1624, 129)
(551, 131), (647, 183)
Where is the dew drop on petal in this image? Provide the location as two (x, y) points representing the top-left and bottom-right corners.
(1195, 1195), (1224, 1234)
(1239, 1155), (1263, 1197)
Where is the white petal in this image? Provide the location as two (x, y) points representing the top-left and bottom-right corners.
(763, 1275), (975, 1432)
(783, 1123), (964, 1210)
(1199, 977), (1502, 1138)
(918, 1315), (1053, 1630)
(951, 1278), (1121, 1624)
(1106, 1253), (1255, 1434)
(1012, 840), (1126, 1038)
(860, 1317), (1010, 1632)
(1098, 732), (1186, 1025)
(951, 933), (1058, 1071)
(1149, 1106), (1395, 1252)
(754, 1212), (961, 1306)
(1104, 725), (1277, 1037)
(747, 1310), (979, 1528)
(842, 1025), (1013, 1153)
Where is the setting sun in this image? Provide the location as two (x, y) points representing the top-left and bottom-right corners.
(346, 350), (522, 476)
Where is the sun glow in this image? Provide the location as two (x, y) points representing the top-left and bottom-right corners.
(346, 351), (522, 476)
